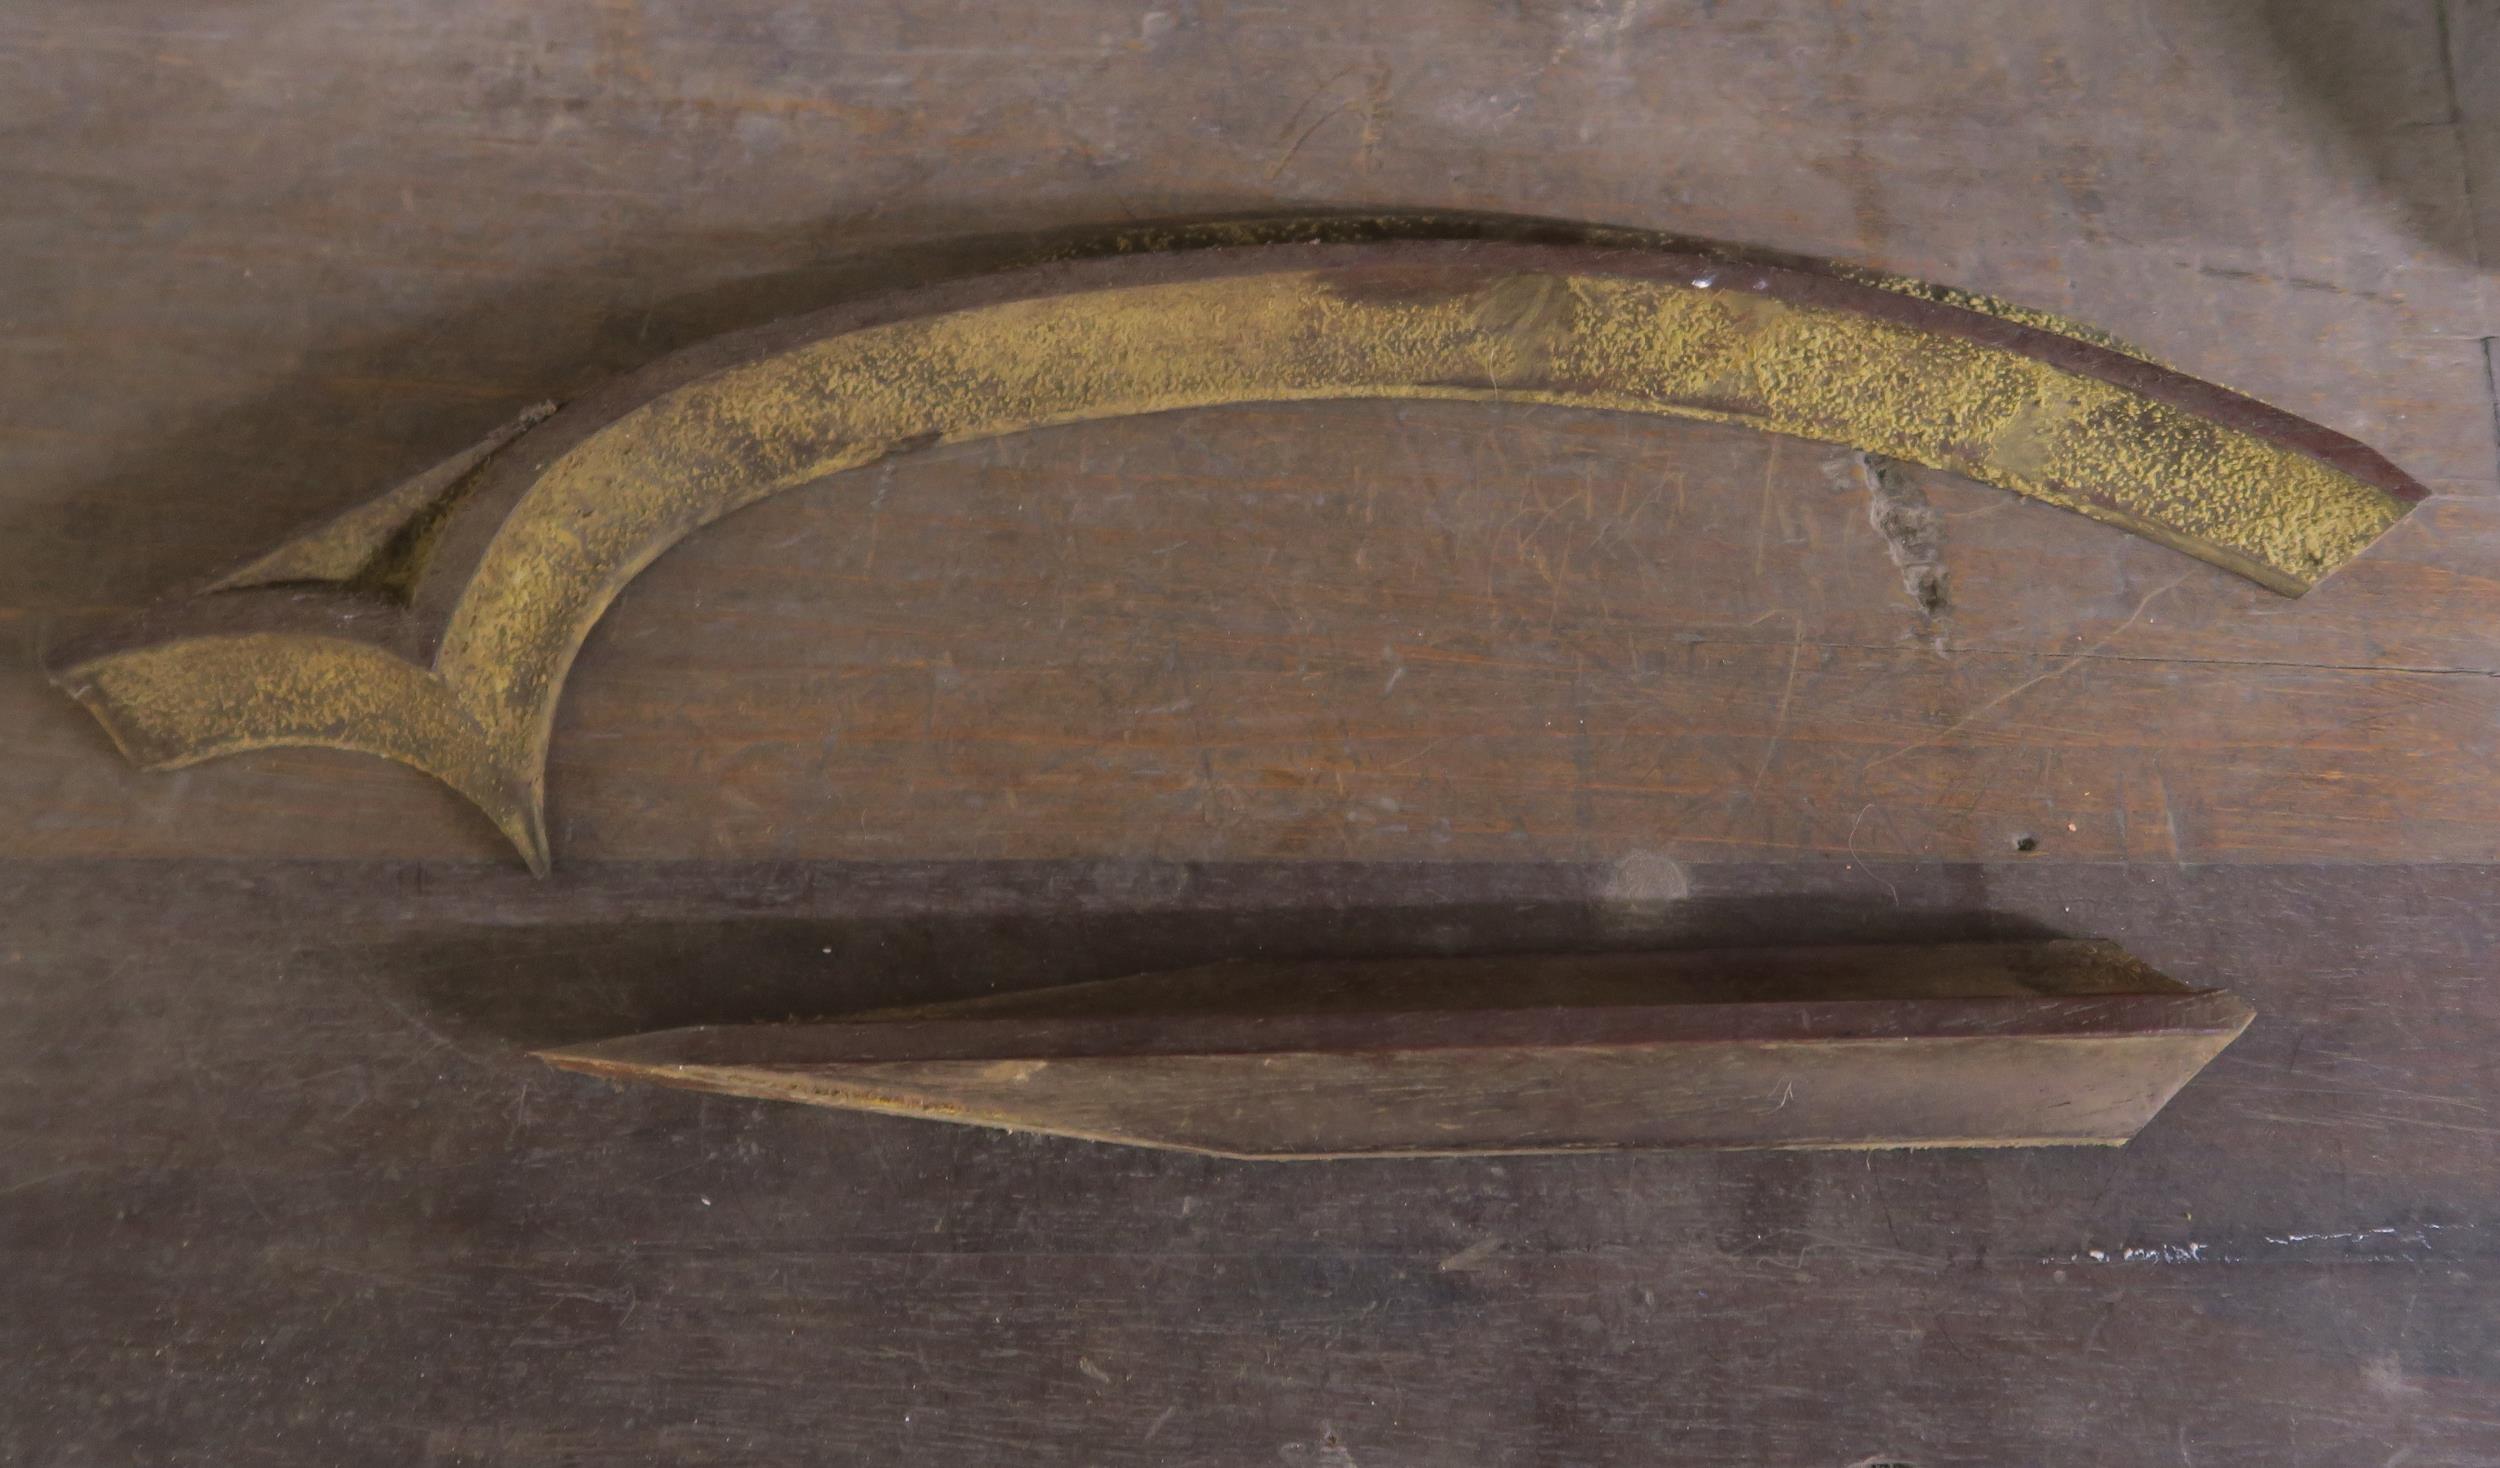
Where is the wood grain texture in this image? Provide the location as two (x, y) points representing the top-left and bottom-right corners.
(1, 0), (2496, 1462)
(4, 0), (2499, 868)
(540, 944), (2253, 1156)
(57, 228), (2428, 872)
(3, 859), (2497, 1464)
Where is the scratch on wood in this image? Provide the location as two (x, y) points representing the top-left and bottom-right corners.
(1748, 608), (1807, 788)
(1865, 573), (2188, 773)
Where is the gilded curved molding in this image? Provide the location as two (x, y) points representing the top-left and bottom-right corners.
(46, 216), (2429, 871)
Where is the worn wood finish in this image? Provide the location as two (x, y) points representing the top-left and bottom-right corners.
(3, 0), (2497, 1463)
(47, 224), (2430, 872)
(5, 859), (2498, 1464)
(5, 4), (2500, 872)
(542, 944), (2254, 1155)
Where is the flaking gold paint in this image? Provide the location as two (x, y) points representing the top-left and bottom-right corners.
(63, 633), (541, 864)
(443, 269), (2402, 750)
(60, 256), (2413, 869)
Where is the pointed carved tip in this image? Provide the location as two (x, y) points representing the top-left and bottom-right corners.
(44, 621), (560, 874)
(509, 806), (553, 877)
(532, 1027), (707, 1074)
(48, 227), (2431, 880)
(53, 669), (161, 768)
(527, 962), (2258, 1158)
(530, 1043), (621, 1075)
(529, 1045), (714, 1097)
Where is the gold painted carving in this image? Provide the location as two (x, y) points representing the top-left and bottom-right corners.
(47, 217), (2427, 870)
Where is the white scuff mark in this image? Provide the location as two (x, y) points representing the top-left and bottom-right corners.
(2078, 1242), (2223, 1265)
(2364, 1354), (2428, 1398)
(2067, 1222), (2462, 1267)
(1595, 850), (1692, 936)
(2264, 1224), (2445, 1246)
(2260, 1225), (2450, 1245)
(2112, 1242), (2209, 1264)
(1600, 849), (1690, 904)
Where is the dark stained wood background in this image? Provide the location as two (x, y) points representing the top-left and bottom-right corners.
(4, 1), (2497, 1462)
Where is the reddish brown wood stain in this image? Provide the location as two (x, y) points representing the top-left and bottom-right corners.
(539, 943), (2256, 1157)
(3, 1), (2496, 1463)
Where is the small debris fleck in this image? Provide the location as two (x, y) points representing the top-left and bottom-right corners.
(1852, 452), (1950, 621)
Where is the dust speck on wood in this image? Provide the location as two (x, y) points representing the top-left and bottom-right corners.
(1853, 451), (1951, 622)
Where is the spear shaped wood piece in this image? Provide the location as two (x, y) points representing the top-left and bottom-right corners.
(537, 940), (2252, 1158)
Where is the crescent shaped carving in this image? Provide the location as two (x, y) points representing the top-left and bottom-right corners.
(45, 215), (2429, 872)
